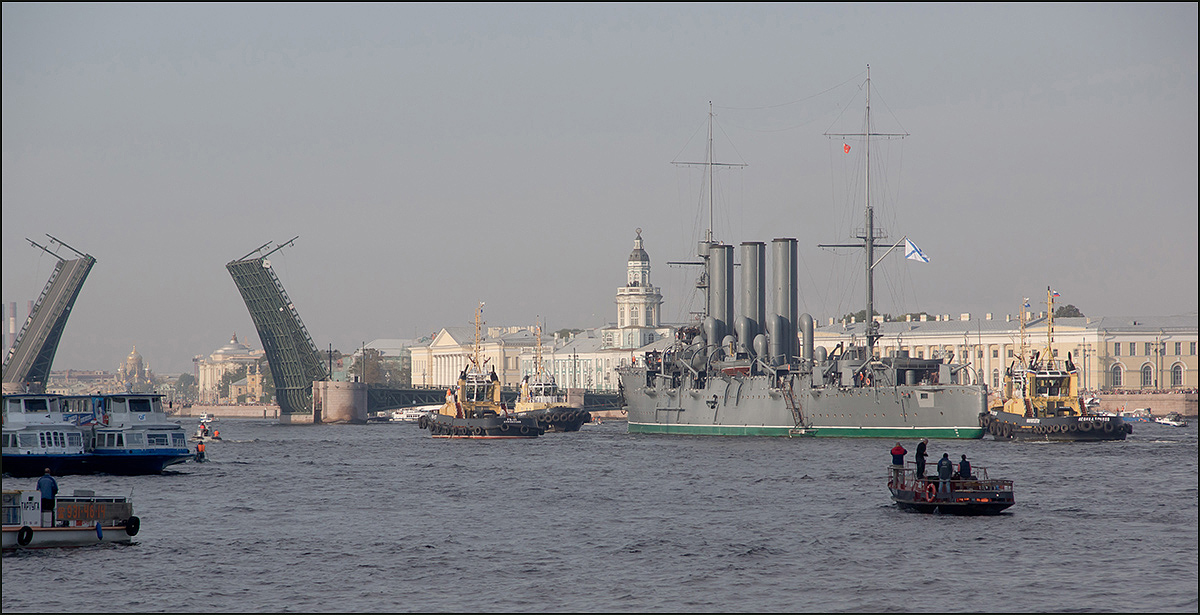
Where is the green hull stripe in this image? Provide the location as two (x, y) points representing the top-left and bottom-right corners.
(628, 423), (985, 439)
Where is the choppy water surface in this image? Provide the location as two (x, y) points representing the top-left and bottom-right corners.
(3, 419), (1197, 612)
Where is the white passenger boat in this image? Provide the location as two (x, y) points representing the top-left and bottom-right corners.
(2, 489), (141, 550)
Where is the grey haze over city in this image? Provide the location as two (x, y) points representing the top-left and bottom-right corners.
(3, 3), (1197, 374)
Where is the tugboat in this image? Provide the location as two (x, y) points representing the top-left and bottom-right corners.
(512, 322), (591, 432)
(888, 461), (1014, 515)
(418, 303), (544, 439)
(3, 488), (141, 550)
(980, 288), (1129, 441)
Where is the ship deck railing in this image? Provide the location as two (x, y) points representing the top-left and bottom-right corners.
(888, 463), (1013, 494)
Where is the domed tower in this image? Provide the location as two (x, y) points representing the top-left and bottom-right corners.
(614, 229), (663, 348)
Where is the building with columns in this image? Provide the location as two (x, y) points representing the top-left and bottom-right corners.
(194, 334), (266, 404)
(812, 312), (1198, 393)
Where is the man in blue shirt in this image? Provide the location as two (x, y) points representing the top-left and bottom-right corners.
(36, 468), (58, 528)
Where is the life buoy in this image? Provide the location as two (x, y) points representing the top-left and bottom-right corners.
(17, 526), (33, 546)
(125, 516), (140, 536)
(924, 483), (937, 502)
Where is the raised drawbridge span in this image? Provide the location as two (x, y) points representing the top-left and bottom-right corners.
(226, 239), (329, 418)
(2, 236), (96, 394)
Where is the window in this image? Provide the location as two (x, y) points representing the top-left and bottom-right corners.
(1145, 342), (1152, 357)
(1175, 342), (1182, 355)
(1191, 342), (1196, 355)
(1172, 364), (1183, 387)
(1111, 365), (1123, 387)
(147, 433), (169, 446)
(1114, 343), (1121, 356)
(1130, 342), (1136, 356)
(630, 307), (639, 326)
(992, 370), (1000, 388)
(1141, 365), (1153, 388)
(992, 348), (999, 359)
(1007, 349), (1014, 358)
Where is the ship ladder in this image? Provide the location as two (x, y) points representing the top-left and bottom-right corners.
(783, 379), (811, 437)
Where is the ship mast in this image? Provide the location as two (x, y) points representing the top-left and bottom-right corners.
(1044, 286), (1056, 370)
(670, 103), (747, 321)
(473, 302), (485, 371)
(822, 65), (908, 352)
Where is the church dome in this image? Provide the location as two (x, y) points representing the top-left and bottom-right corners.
(212, 333), (253, 358)
(628, 228), (649, 263)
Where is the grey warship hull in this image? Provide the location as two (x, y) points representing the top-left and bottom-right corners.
(620, 368), (986, 439)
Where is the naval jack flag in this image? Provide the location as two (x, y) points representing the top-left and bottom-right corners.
(904, 238), (929, 263)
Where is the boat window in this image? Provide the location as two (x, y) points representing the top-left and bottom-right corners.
(53, 432), (65, 448)
(172, 432), (186, 446)
(25, 399), (48, 412)
(8, 399), (20, 412)
(125, 432), (145, 446)
(39, 432), (48, 448)
(18, 433), (38, 448)
(129, 399), (152, 413)
(2, 433), (10, 448)
(116, 433), (124, 447)
(147, 433), (169, 446)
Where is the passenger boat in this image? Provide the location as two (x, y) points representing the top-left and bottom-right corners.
(513, 323), (591, 432)
(417, 304), (544, 439)
(2, 488), (141, 550)
(981, 289), (1129, 442)
(1118, 408), (1155, 423)
(888, 462), (1014, 515)
(2, 393), (194, 476)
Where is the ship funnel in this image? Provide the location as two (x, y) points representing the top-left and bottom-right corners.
(800, 313), (814, 364)
(707, 243), (733, 356)
(771, 238), (798, 364)
(740, 242), (765, 358)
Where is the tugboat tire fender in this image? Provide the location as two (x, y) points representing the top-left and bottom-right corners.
(520, 426), (529, 435)
(16, 526), (33, 546)
(125, 516), (140, 536)
(1103, 422), (1115, 433)
(1067, 423), (1079, 432)
(500, 423), (510, 433)
(471, 426), (483, 436)
(1079, 421), (1093, 432)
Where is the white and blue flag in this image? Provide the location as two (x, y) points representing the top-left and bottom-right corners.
(904, 238), (929, 263)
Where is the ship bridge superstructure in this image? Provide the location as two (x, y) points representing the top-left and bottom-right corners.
(2, 236), (95, 394)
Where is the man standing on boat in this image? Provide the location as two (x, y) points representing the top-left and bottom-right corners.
(915, 439), (929, 479)
(937, 454), (954, 498)
(890, 443), (907, 486)
(37, 468), (58, 528)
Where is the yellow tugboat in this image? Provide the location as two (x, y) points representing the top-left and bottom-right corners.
(512, 321), (591, 432)
(417, 304), (544, 439)
(981, 287), (1129, 441)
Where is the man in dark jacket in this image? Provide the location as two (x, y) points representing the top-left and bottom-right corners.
(915, 439), (928, 478)
(937, 453), (954, 497)
(36, 468), (58, 527)
(958, 454), (972, 480)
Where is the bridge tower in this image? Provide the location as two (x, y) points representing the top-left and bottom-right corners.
(2, 236), (96, 394)
(226, 239), (328, 421)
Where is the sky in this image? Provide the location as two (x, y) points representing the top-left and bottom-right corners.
(3, 3), (1197, 374)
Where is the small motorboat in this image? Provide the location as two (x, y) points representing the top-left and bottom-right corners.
(888, 462), (1015, 515)
(3, 489), (141, 550)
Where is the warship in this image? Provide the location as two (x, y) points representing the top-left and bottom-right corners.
(618, 68), (988, 438)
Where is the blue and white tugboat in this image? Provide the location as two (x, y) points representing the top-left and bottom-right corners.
(418, 304), (543, 439)
(888, 461), (1015, 515)
(3, 488), (141, 550)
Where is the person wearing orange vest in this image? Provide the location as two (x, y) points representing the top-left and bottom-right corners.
(196, 442), (207, 462)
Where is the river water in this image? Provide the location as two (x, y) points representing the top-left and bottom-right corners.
(3, 418), (1197, 612)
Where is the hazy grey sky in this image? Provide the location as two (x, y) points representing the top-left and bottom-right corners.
(4, 3), (1197, 374)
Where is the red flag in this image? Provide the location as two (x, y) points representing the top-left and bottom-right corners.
(843, 143), (851, 154)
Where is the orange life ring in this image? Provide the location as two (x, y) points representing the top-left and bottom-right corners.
(924, 483), (937, 502)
